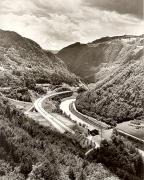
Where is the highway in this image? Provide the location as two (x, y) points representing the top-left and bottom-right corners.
(60, 98), (95, 131)
(34, 91), (75, 134)
(60, 98), (109, 131)
(24, 91), (144, 158)
(60, 97), (144, 158)
(70, 101), (109, 129)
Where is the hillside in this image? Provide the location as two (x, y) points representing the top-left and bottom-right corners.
(75, 35), (144, 126)
(0, 29), (79, 88)
(0, 94), (120, 180)
(57, 35), (144, 83)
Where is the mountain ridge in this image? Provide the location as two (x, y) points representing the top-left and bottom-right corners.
(0, 29), (79, 88)
(57, 34), (144, 83)
(75, 34), (144, 126)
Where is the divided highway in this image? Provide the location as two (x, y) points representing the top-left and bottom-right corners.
(60, 98), (109, 131)
(30, 91), (144, 158)
(60, 97), (144, 158)
(34, 91), (75, 134)
(60, 98), (96, 131)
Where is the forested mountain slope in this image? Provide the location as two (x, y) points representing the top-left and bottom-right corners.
(57, 35), (144, 83)
(76, 35), (144, 126)
(0, 29), (79, 87)
(0, 94), (119, 180)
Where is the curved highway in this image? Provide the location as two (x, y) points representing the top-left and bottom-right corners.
(34, 91), (75, 134)
(60, 98), (89, 126)
(25, 91), (144, 157)
(60, 97), (144, 158)
(60, 98), (109, 131)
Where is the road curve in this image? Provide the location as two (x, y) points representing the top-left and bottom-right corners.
(60, 98), (102, 131)
(34, 91), (75, 134)
(60, 98), (144, 158)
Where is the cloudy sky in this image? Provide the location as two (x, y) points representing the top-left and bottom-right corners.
(0, 0), (143, 50)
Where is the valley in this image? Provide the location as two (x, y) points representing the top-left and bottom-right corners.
(0, 29), (144, 180)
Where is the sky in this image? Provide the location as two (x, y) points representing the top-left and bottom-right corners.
(0, 0), (143, 50)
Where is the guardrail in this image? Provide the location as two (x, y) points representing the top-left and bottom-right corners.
(44, 91), (73, 101)
(34, 91), (75, 134)
(116, 128), (144, 144)
(70, 102), (110, 130)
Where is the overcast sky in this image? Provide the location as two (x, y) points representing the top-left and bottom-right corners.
(0, 0), (143, 50)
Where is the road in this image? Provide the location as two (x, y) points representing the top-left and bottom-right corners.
(60, 98), (96, 131)
(34, 91), (75, 134)
(24, 91), (144, 157)
(60, 98), (101, 148)
(60, 98), (109, 131)
(60, 98), (144, 158)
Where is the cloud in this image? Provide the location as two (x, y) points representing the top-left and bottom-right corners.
(84, 0), (143, 19)
(0, 12), (80, 49)
(34, 0), (82, 13)
(0, 0), (82, 16)
(0, 0), (143, 50)
(69, 6), (144, 42)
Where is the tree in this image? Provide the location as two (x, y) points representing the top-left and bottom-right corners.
(68, 167), (76, 180)
(78, 170), (86, 180)
(41, 161), (59, 180)
(87, 134), (144, 180)
(135, 155), (144, 178)
(20, 156), (32, 177)
(24, 75), (36, 90)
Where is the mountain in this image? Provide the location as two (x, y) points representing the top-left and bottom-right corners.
(0, 29), (79, 88)
(75, 35), (144, 126)
(0, 88), (120, 179)
(57, 35), (143, 83)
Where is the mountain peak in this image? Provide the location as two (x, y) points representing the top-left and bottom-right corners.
(57, 34), (144, 83)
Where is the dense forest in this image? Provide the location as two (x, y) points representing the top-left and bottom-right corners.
(87, 130), (144, 180)
(0, 29), (79, 88)
(58, 34), (144, 83)
(0, 29), (144, 180)
(0, 94), (118, 179)
(76, 45), (144, 126)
